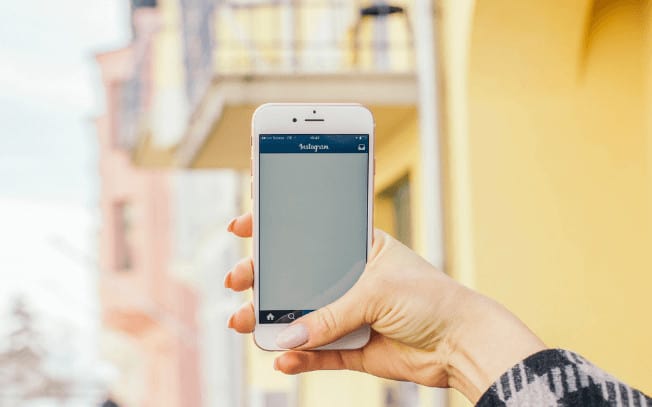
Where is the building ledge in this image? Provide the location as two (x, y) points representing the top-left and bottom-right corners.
(133, 72), (418, 169)
(180, 72), (418, 169)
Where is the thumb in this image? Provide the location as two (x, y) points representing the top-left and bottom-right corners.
(275, 284), (370, 350)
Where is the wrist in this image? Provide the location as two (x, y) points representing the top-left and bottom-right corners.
(445, 291), (546, 403)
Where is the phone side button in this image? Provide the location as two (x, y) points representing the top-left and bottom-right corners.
(250, 180), (253, 199)
(373, 158), (376, 175)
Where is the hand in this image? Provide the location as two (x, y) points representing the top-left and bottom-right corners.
(225, 213), (546, 403)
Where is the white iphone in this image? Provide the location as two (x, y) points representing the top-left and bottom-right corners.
(251, 103), (374, 351)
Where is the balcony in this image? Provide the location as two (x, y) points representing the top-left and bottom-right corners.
(123, 0), (418, 168)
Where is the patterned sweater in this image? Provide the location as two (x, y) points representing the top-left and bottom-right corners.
(477, 349), (651, 406)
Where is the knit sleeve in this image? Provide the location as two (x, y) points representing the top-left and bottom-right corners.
(476, 349), (651, 406)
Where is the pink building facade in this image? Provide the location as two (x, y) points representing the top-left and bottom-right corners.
(94, 7), (202, 407)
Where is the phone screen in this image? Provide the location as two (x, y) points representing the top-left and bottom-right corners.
(258, 134), (369, 324)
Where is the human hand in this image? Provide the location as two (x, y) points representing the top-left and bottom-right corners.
(225, 213), (546, 403)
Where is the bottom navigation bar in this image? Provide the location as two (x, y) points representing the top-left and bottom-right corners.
(259, 310), (314, 324)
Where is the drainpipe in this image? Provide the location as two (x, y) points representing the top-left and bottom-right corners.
(414, 0), (448, 406)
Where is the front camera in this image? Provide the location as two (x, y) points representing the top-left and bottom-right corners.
(292, 118), (297, 123)
(312, 110), (316, 114)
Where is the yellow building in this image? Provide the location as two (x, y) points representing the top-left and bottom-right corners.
(439, 1), (652, 404)
(123, 0), (652, 406)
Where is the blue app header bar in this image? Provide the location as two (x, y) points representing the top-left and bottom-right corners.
(259, 134), (369, 154)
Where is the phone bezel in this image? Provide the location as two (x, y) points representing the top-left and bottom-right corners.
(251, 103), (374, 351)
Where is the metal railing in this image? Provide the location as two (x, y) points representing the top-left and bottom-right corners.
(179, 0), (415, 107)
(213, 0), (415, 74)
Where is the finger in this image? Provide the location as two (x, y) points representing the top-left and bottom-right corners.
(274, 350), (364, 375)
(227, 302), (255, 333)
(227, 213), (252, 238)
(275, 283), (370, 350)
(224, 257), (254, 291)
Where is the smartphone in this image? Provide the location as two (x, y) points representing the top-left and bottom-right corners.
(251, 103), (374, 351)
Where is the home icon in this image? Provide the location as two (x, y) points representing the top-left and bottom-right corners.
(266, 313), (274, 321)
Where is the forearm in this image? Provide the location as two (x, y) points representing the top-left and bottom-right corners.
(446, 294), (546, 403)
(442, 290), (651, 405)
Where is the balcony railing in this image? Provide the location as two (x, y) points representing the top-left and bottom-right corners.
(214, 1), (414, 73)
(181, 0), (415, 107)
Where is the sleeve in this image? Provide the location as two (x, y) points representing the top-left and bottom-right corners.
(475, 349), (652, 406)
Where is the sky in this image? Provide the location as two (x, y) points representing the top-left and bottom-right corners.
(0, 0), (130, 395)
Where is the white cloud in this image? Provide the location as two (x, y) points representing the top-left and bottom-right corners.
(0, 57), (95, 113)
(0, 198), (98, 317)
(0, 0), (130, 114)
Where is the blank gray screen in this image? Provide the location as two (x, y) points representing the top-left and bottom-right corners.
(259, 153), (368, 310)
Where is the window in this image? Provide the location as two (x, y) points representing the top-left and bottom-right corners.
(384, 382), (420, 407)
(377, 175), (413, 248)
(132, 0), (157, 9)
(263, 392), (288, 407)
(250, 390), (289, 407)
(113, 201), (134, 271)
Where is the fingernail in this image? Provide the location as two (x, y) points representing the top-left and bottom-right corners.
(273, 358), (280, 371)
(226, 217), (237, 232)
(223, 272), (232, 288)
(276, 324), (309, 349)
(227, 315), (234, 329)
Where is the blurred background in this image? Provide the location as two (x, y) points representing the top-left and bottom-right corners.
(1, 0), (651, 406)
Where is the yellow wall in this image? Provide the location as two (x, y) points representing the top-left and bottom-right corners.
(438, 0), (477, 295)
(442, 0), (652, 401)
